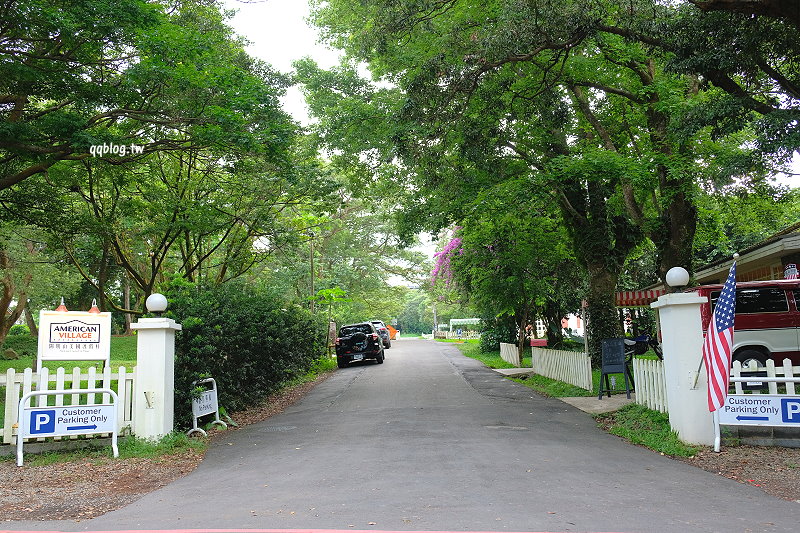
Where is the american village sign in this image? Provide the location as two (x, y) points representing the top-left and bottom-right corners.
(37, 307), (112, 371)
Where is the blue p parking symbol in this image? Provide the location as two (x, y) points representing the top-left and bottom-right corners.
(29, 409), (55, 435)
(781, 399), (800, 424)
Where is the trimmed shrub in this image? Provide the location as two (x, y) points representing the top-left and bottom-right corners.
(165, 280), (327, 429)
(2, 334), (38, 356)
(8, 324), (30, 336)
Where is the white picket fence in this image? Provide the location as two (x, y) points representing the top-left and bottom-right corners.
(731, 359), (800, 395)
(632, 358), (800, 414)
(0, 366), (135, 445)
(632, 358), (667, 412)
(499, 342), (520, 367)
(531, 347), (593, 391)
(435, 331), (481, 340)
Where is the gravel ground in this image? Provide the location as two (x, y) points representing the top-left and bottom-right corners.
(679, 445), (800, 503)
(3, 372), (800, 522)
(0, 372), (333, 522)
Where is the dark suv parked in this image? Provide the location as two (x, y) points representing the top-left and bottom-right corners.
(335, 322), (385, 368)
(371, 320), (392, 348)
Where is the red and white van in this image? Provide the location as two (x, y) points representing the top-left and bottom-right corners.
(694, 279), (800, 366)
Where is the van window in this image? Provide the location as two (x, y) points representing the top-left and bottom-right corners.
(711, 288), (789, 314)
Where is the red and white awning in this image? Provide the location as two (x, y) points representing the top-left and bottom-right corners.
(615, 289), (665, 307)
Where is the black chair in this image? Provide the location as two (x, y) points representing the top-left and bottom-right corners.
(598, 338), (634, 399)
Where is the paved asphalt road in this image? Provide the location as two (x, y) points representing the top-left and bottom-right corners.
(8, 339), (800, 532)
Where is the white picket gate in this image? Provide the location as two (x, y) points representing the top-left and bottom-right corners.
(1, 366), (135, 445)
(632, 358), (667, 413)
(531, 347), (593, 391)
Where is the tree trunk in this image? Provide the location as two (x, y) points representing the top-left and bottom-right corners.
(655, 190), (697, 287)
(123, 274), (132, 334)
(24, 305), (38, 337)
(97, 244), (109, 311)
(543, 300), (565, 349)
(585, 263), (625, 368)
(516, 305), (529, 366)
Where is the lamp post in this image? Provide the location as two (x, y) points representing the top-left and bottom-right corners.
(131, 292), (181, 441)
(651, 268), (714, 445)
(145, 293), (169, 316)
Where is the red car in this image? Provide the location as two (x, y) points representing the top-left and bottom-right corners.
(693, 279), (800, 366)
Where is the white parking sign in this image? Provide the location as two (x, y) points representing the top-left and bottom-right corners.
(17, 389), (119, 466)
(22, 405), (116, 438)
(718, 395), (800, 426)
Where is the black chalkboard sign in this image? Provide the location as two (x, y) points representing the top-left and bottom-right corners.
(601, 338), (626, 372)
(598, 338), (633, 399)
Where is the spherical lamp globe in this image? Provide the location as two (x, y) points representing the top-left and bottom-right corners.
(145, 293), (169, 314)
(665, 267), (690, 288)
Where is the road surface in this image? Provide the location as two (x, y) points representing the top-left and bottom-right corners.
(8, 339), (800, 532)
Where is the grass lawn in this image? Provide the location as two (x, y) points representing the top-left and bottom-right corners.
(443, 338), (603, 397)
(0, 335), (138, 374)
(0, 335), (140, 426)
(596, 404), (699, 457)
(440, 339), (534, 368)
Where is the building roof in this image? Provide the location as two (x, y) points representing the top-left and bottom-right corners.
(693, 221), (800, 284)
(636, 222), (800, 297)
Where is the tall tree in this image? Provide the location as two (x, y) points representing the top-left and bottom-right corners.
(0, 224), (81, 344)
(432, 181), (580, 359)
(0, 0), (293, 189)
(1, 0), (317, 313)
(304, 0), (779, 363)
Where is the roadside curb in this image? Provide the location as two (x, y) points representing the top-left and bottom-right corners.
(491, 367), (636, 414)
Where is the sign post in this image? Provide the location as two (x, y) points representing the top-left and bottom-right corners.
(187, 378), (227, 437)
(17, 389), (119, 466)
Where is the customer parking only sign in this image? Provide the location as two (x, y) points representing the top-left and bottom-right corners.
(38, 310), (111, 370)
(17, 389), (119, 466)
(23, 405), (116, 438)
(718, 395), (800, 426)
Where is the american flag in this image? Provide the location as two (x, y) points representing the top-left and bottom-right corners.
(703, 261), (737, 412)
(786, 263), (798, 280)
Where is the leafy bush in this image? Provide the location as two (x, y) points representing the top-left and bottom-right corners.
(478, 315), (517, 353)
(8, 324), (30, 336)
(2, 334), (38, 356)
(165, 280), (327, 428)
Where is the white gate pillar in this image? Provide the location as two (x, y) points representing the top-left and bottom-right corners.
(131, 294), (182, 441)
(651, 285), (714, 445)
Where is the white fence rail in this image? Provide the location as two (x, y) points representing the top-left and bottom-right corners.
(632, 358), (800, 415)
(632, 358), (667, 413)
(531, 347), (593, 391)
(731, 359), (800, 395)
(1, 366), (135, 445)
(500, 342), (520, 367)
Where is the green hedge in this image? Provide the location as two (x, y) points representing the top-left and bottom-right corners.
(478, 315), (518, 353)
(2, 334), (38, 357)
(165, 280), (326, 428)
